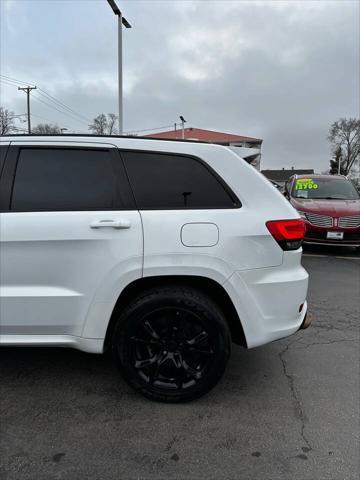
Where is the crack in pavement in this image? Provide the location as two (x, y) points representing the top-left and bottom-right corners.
(292, 338), (358, 349)
(276, 306), (359, 450)
(310, 319), (359, 333)
(278, 342), (313, 452)
(315, 323), (358, 332)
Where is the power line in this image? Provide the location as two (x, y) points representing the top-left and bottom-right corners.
(0, 76), (25, 85)
(1, 74), (182, 137)
(0, 73), (36, 86)
(31, 93), (90, 126)
(0, 78), (20, 89)
(30, 112), (69, 127)
(0, 74), (91, 124)
(37, 88), (91, 123)
(1, 78), (86, 127)
(1, 80), (71, 128)
(124, 123), (180, 135)
(1, 77), (91, 125)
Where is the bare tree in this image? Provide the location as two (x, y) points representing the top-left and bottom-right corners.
(89, 114), (107, 135)
(88, 113), (118, 135)
(329, 145), (346, 175)
(0, 107), (16, 135)
(328, 118), (360, 175)
(32, 123), (61, 134)
(107, 113), (118, 135)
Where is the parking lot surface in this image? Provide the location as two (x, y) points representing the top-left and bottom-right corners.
(1, 247), (359, 480)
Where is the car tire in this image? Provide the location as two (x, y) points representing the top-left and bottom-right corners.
(112, 286), (231, 402)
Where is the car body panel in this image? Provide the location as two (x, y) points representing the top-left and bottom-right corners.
(0, 135), (308, 352)
(291, 197), (360, 217)
(224, 251), (308, 348)
(0, 210), (143, 336)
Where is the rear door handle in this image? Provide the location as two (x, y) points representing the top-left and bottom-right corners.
(90, 219), (131, 229)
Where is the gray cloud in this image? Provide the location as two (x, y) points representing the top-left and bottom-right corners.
(0, 0), (359, 171)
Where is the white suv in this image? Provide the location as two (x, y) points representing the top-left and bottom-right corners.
(0, 135), (310, 402)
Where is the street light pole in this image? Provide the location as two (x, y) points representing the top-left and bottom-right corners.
(107, 0), (131, 135)
(118, 12), (123, 135)
(179, 116), (187, 139)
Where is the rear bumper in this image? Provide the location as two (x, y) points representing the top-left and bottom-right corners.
(224, 250), (309, 348)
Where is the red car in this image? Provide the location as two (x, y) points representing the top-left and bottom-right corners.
(285, 174), (360, 247)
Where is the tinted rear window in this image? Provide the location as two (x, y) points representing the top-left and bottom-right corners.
(123, 151), (238, 209)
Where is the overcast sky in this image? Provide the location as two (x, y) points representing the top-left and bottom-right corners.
(0, 0), (359, 170)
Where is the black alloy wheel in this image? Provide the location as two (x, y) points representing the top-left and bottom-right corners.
(112, 287), (231, 402)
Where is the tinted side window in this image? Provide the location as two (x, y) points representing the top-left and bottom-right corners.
(0, 145), (9, 178)
(123, 151), (238, 209)
(11, 148), (117, 211)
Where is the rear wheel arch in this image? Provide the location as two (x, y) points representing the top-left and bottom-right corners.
(104, 275), (247, 352)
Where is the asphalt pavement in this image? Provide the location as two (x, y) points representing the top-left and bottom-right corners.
(1, 246), (359, 480)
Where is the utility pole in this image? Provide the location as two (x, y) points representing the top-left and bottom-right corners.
(18, 86), (37, 134)
(107, 0), (132, 135)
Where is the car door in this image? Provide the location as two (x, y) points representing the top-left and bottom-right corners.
(0, 141), (143, 338)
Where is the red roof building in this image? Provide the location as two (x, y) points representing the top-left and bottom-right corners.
(146, 127), (263, 170)
(146, 127), (262, 147)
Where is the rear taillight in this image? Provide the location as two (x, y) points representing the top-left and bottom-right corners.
(266, 219), (305, 251)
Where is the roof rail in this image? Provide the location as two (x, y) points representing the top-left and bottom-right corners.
(0, 133), (257, 147)
(1, 133), (225, 145)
